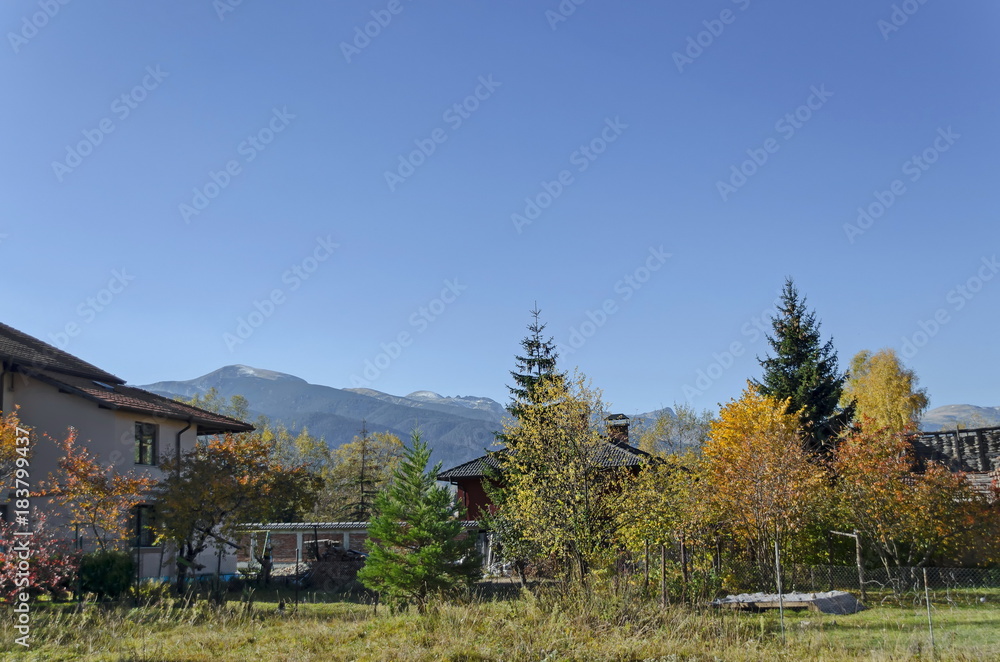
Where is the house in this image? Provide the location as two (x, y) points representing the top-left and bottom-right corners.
(436, 413), (654, 567)
(0, 321), (253, 578)
(436, 413), (653, 523)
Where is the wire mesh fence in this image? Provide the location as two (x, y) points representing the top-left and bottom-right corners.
(718, 564), (1000, 606)
(611, 545), (1000, 607)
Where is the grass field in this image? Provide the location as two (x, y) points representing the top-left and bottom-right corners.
(2, 584), (999, 661)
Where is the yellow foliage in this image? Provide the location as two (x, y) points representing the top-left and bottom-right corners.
(702, 383), (827, 562)
(841, 349), (928, 434)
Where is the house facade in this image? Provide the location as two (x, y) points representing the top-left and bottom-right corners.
(0, 321), (253, 578)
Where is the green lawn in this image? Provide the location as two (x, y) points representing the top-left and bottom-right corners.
(2, 585), (999, 661)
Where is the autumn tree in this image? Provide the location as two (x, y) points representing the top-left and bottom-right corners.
(154, 432), (319, 593)
(755, 278), (851, 454)
(42, 428), (155, 551)
(834, 421), (991, 574)
(840, 349), (928, 435)
(313, 428), (403, 521)
(702, 384), (828, 583)
(358, 433), (479, 611)
(0, 407), (30, 492)
(495, 372), (623, 581)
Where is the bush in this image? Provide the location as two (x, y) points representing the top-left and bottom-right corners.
(79, 550), (135, 600)
(0, 512), (81, 601)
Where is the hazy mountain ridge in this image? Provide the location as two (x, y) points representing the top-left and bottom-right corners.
(139, 365), (997, 464)
(919, 404), (1000, 432)
(140, 365), (505, 467)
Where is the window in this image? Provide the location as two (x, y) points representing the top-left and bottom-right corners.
(135, 422), (157, 465)
(135, 505), (157, 547)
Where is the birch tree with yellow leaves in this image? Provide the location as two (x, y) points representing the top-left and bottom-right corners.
(495, 372), (620, 582)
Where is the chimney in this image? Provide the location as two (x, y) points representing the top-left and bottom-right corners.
(605, 414), (629, 445)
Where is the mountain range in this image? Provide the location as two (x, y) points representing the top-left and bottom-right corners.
(141, 365), (507, 467)
(140, 365), (999, 467)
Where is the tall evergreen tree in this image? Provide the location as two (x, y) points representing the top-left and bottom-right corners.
(754, 278), (851, 454)
(507, 305), (563, 419)
(357, 433), (480, 611)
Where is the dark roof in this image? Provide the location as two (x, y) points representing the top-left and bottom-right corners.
(594, 439), (654, 468)
(0, 321), (251, 435)
(436, 440), (653, 481)
(913, 426), (1000, 473)
(437, 452), (504, 480)
(32, 370), (253, 435)
(0, 321), (123, 383)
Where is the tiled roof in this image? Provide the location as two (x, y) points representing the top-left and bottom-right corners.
(436, 440), (653, 481)
(0, 321), (123, 383)
(594, 439), (654, 468)
(32, 370), (253, 435)
(437, 452), (504, 480)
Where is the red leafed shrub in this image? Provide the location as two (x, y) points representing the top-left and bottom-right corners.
(0, 512), (81, 601)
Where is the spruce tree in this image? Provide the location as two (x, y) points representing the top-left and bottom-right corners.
(507, 305), (563, 419)
(357, 433), (480, 611)
(754, 278), (851, 454)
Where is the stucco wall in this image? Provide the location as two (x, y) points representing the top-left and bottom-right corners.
(1, 371), (219, 577)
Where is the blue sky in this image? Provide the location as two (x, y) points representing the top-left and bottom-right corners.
(2, 0), (997, 417)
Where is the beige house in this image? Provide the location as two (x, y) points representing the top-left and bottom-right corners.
(0, 321), (253, 578)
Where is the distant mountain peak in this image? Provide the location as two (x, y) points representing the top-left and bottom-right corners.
(215, 365), (305, 382)
(406, 390), (446, 400)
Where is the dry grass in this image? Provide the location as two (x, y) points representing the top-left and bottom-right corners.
(1, 583), (999, 661)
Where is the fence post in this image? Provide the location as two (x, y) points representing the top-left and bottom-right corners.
(680, 534), (689, 603)
(924, 567), (935, 654)
(644, 540), (649, 593)
(775, 539), (785, 646)
(660, 544), (667, 608)
(854, 530), (865, 603)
